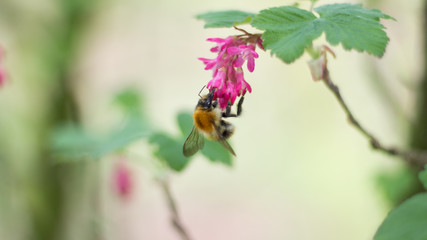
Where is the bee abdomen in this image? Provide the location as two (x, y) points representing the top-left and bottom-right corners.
(220, 120), (234, 139)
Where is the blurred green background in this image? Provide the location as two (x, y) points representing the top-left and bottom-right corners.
(0, 0), (425, 239)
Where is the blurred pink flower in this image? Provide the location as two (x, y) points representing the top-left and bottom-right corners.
(0, 47), (6, 87)
(113, 159), (133, 200)
(199, 34), (261, 109)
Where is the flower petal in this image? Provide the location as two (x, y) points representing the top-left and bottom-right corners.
(233, 56), (245, 68)
(247, 57), (255, 72)
(227, 47), (242, 55)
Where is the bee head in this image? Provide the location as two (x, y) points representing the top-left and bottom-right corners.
(197, 88), (216, 109)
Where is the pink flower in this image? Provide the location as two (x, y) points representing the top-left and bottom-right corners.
(207, 69), (226, 89)
(207, 37), (238, 53)
(0, 47), (6, 87)
(227, 45), (259, 72)
(113, 159), (133, 200)
(198, 57), (217, 70)
(199, 34), (261, 110)
(0, 66), (5, 87)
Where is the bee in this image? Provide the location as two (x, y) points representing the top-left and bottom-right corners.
(183, 88), (245, 157)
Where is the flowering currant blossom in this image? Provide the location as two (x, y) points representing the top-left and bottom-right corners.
(0, 47), (6, 87)
(112, 159), (133, 200)
(199, 33), (262, 109)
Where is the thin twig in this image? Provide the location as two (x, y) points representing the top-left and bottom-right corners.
(159, 178), (193, 240)
(322, 68), (427, 169)
(233, 26), (262, 41)
(234, 26), (251, 35)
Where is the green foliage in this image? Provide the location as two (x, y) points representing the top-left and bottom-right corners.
(150, 112), (233, 172)
(149, 132), (191, 171)
(251, 4), (394, 63)
(252, 7), (321, 63)
(51, 88), (151, 161)
(374, 193), (427, 240)
(196, 5), (394, 63)
(418, 166), (427, 190)
(113, 87), (144, 114)
(51, 118), (150, 161)
(315, 4), (394, 56)
(376, 167), (424, 207)
(196, 10), (256, 28)
(52, 89), (234, 170)
(177, 112), (193, 135)
(201, 140), (232, 166)
(51, 124), (101, 160)
(148, 112), (192, 171)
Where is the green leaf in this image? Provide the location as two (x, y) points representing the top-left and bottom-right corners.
(315, 4), (394, 57)
(376, 166), (424, 206)
(252, 4), (394, 63)
(50, 124), (101, 160)
(52, 89), (151, 162)
(252, 6), (322, 63)
(113, 87), (144, 114)
(418, 166), (427, 190)
(196, 10), (256, 28)
(95, 115), (151, 157)
(149, 133), (191, 172)
(201, 140), (233, 166)
(374, 193), (427, 240)
(177, 112), (194, 136)
(51, 115), (152, 162)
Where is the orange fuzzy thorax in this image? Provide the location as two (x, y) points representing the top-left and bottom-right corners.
(193, 111), (214, 133)
(193, 107), (221, 139)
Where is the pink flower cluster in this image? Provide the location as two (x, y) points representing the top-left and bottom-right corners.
(0, 47), (6, 87)
(199, 36), (261, 109)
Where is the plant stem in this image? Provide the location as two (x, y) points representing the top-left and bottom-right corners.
(322, 68), (427, 168)
(410, 0), (427, 152)
(309, 0), (317, 12)
(159, 179), (193, 240)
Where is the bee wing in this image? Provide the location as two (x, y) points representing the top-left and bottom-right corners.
(213, 124), (236, 156)
(183, 126), (205, 157)
(217, 138), (236, 156)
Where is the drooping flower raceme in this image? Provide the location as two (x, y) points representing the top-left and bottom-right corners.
(199, 34), (262, 109)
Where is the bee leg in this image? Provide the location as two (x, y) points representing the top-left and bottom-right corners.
(222, 94), (245, 118)
(226, 100), (232, 116)
(236, 95), (245, 117)
(223, 98), (237, 118)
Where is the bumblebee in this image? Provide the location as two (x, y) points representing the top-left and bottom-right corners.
(183, 88), (244, 157)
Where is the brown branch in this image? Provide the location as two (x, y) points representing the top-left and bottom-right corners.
(159, 179), (193, 240)
(234, 26), (251, 35)
(322, 68), (427, 169)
